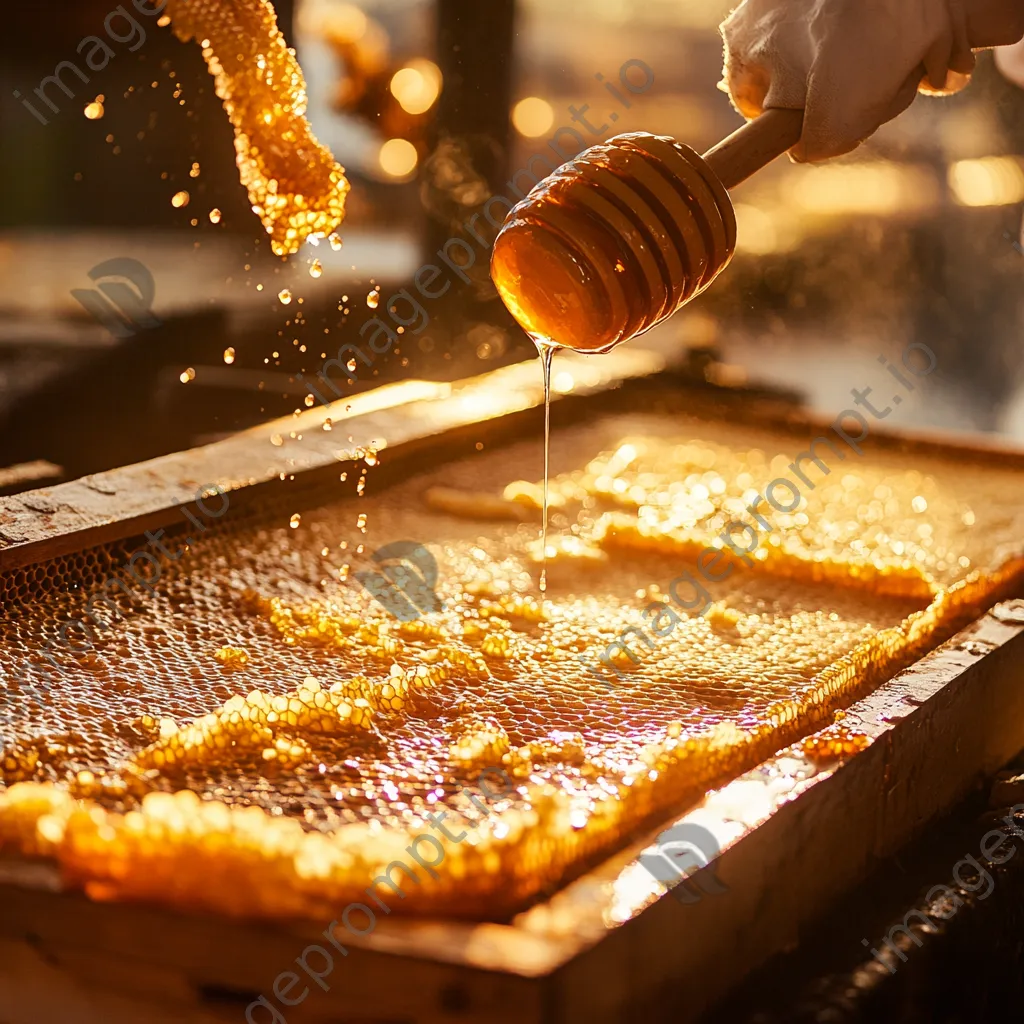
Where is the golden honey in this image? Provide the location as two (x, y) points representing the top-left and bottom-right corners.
(166, 0), (350, 255)
(491, 133), (736, 352)
(2, 411), (1023, 920)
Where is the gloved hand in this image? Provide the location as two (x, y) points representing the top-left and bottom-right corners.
(720, 0), (1024, 162)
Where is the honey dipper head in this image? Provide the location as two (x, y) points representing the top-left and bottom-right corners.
(491, 133), (736, 353)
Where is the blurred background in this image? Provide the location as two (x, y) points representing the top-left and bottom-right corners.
(1, 0), (1023, 484)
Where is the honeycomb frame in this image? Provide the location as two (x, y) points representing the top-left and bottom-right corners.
(2, 349), (1024, 932)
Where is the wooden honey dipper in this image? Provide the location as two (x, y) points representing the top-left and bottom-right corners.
(490, 108), (805, 353)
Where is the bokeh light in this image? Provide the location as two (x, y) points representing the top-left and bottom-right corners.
(378, 138), (419, 178)
(389, 60), (442, 115)
(948, 156), (1024, 207)
(512, 97), (555, 137)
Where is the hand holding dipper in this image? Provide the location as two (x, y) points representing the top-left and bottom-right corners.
(491, 0), (1024, 353)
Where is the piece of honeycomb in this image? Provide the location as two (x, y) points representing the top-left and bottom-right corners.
(1, 410), (1023, 921)
(165, 0), (350, 255)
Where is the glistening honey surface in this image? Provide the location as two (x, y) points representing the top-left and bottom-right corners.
(166, 0), (349, 255)
(2, 411), (1023, 921)
(491, 133), (736, 352)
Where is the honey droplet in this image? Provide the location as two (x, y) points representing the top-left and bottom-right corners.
(189, 161), (201, 178)
(209, 208), (222, 224)
(84, 100), (104, 120)
(304, 394), (315, 407)
(223, 347), (236, 365)
(171, 190), (190, 209)
(179, 367), (196, 383)
(366, 289), (380, 309)
(323, 418), (333, 431)
(270, 433), (284, 447)
(278, 289), (293, 305)
(329, 233), (343, 251)
(289, 513), (302, 529)
(309, 259), (323, 279)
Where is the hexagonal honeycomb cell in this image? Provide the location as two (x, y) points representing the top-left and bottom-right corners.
(2, 409), (1023, 921)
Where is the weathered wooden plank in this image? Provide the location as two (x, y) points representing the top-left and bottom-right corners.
(0, 345), (667, 574)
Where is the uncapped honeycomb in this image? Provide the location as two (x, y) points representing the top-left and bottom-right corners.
(166, 0), (350, 255)
(1, 409), (1023, 922)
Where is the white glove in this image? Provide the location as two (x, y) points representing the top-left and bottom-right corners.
(720, 0), (984, 162)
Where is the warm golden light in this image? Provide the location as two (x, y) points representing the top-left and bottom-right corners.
(948, 156), (1024, 207)
(389, 60), (442, 115)
(512, 96), (555, 138)
(378, 138), (419, 178)
(328, 3), (368, 41)
(552, 371), (575, 394)
(733, 203), (778, 255)
(784, 163), (939, 216)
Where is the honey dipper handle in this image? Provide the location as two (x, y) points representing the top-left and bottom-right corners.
(702, 108), (805, 190)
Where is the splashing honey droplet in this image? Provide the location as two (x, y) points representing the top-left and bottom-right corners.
(278, 289), (292, 305)
(329, 233), (343, 251)
(289, 513), (301, 529)
(84, 100), (104, 120)
(309, 259), (323, 279)
(366, 289), (380, 309)
(171, 190), (190, 208)
(209, 208), (222, 224)
(223, 347), (235, 364)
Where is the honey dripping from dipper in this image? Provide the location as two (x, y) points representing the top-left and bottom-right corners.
(491, 131), (740, 593)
